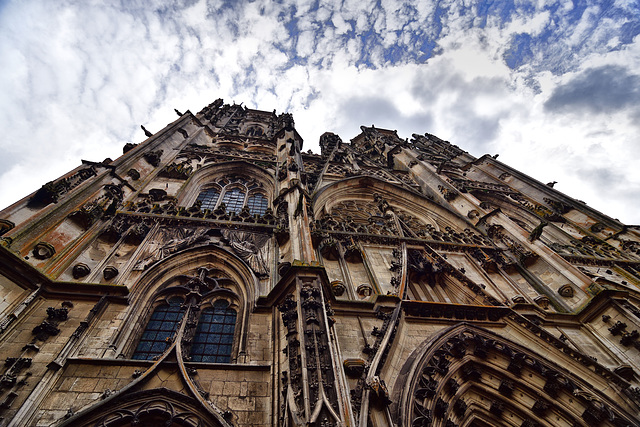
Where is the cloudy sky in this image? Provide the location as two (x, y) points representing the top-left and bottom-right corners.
(1, 0), (639, 223)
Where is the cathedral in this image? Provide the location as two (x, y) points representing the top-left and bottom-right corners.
(0, 99), (639, 427)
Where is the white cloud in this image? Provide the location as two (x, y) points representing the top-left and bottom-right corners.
(1, 0), (640, 225)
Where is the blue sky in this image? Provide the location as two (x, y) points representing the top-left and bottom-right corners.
(1, 0), (640, 222)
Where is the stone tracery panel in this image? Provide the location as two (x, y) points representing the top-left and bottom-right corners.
(395, 324), (637, 427)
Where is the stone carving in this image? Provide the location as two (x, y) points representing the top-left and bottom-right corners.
(143, 150), (163, 167)
(357, 284), (373, 299)
(31, 304), (71, 341)
(278, 278), (342, 425)
(528, 221), (547, 242)
(0, 219), (14, 236)
(68, 201), (108, 230)
(543, 197), (572, 214)
(28, 167), (97, 208)
(0, 357), (31, 389)
(533, 296), (550, 309)
(319, 132), (342, 158)
(277, 112), (295, 132)
(403, 325), (634, 427)
(127, 169), (140, 180)
(368, 376), (391, 407)
(159, 161), (193, 180)
(123, 143), (138, 154)
(277, 294), (304, 421)
(558, 284), (574, 298)
(448, 178), (516, 195)
(141, 125), (153, 137)
(343, 358), (366, 378)
(47, 306), (69, 322)
(103, 266), (119, 281)
(221, 230), (270, 278)
(608, 321), (626, 336)
(438, 185), (457, 201)
(331, 280), (346, 296)
(68, 183), (125, 229)
(32, 242), (55, 260)
(133, 227), (210, 270)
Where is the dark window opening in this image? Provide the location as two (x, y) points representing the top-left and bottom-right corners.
(247, 194), (268, 216)
(196, 188), (220, 210)
(189, 300), (237, 363)
(132, 297), (185, 360)
(222, 188), (245, 213)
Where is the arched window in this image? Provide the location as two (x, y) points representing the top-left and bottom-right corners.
(245, 125), (264, 137)
(189, 300), (237, 363)
(193, 175), (268, 216)
(247, 193), (268, 216)
(196, 188), (220, 210)
(132, 297), (185, 360)
(221, 187), (245, 214)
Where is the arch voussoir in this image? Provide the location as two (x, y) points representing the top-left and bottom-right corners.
(397, 323), (638, 427)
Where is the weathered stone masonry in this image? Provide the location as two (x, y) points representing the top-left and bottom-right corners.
(0, 100), (639, 426)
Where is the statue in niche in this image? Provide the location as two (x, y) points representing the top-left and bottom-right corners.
(221, 230), (270, 278)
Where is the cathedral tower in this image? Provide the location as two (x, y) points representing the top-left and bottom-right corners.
(0, 100), (639, 426)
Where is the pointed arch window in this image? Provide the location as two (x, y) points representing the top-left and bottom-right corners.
(132, 297), (186, 360)
(190, 300), (237, 363)
(221, 187), (245, 214)
(196, 188), (221, 210)
(247, 193), (268, 216)
(193, 175), (269, 216)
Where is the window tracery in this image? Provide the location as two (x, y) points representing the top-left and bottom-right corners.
(131, 268), (241, 363)
(194, 175), (268, 215)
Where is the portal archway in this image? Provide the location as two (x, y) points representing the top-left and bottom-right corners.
(393, 324), (637, 427)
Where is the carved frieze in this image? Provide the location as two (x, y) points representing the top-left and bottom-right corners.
(448, 178), (516, 195)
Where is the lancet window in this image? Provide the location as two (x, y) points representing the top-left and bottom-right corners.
(196, 188), (220, 210)
(131, 269), (240, 362)
(195, 175), (268, 215)
(132, 297), (186, 360)
(190, 300), (237, 363)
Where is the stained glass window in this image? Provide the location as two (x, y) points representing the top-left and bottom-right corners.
(196, 188), (220, 210)
(247, 194), (268, 216)
(221, 187), (245, 213)
(132, 297), (185, 360)
(189, 300), (237, 363)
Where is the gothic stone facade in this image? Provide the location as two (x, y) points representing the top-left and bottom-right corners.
(0, 100), (639, 427)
